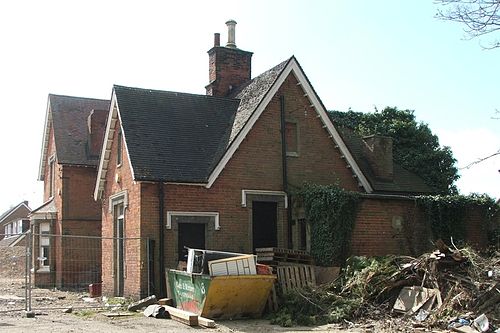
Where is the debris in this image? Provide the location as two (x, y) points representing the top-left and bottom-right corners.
(127, 295), (157, 312)
(451, 326), (479, 333)
(271, 243), (500, 329)
(102, 312), (134, 317)
(158, 298), (173, 306)
(82, 297), (97, 303)
(473, 314), (489, 332)
(62, 307), (73, 313)
(198, 316), (216, 328)
(163, 305), (198, 326)
(89, 283), (102, 297)
(143, 305), (168, 319)
(393, 286), (440, 314)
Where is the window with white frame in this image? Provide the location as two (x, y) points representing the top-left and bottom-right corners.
(39, 222), (50, 271)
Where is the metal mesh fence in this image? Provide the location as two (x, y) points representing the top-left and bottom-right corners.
(0, 232), (150, 313)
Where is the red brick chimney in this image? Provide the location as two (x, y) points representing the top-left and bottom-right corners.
(362, 135), (394, 181)
(87, 109), (108, 158)
(206, 20), (253, 97)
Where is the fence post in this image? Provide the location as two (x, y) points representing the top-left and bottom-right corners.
(25, 230), (34, 317)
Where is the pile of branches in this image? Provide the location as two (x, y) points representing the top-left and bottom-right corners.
(271, 243), (499, 328)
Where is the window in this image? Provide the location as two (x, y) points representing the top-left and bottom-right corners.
(39, 222), (50, 271)
(285, 121), (299, 156)
(48, 156), (55, 197)
(117, 130), (123, 166)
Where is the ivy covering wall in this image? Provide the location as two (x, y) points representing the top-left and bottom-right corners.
(297, 184), (498, 267)
(416, 194), (498, 245)
(297, 184), (360, 266)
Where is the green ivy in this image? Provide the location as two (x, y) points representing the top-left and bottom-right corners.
(415, 194), (497, 244)
(297, 184), (360, 266)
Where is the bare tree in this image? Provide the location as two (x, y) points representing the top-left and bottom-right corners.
(436, 0), (500, 49)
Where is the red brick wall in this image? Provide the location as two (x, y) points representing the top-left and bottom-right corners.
(36, 118), (103, 289)
(61, 166), (101, 221)
(100, 113), (142, 297)
(351, 196), (489, 257)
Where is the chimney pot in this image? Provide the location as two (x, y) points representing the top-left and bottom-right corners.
(214, 33), (220, 47)
(226, 19), (237, 48)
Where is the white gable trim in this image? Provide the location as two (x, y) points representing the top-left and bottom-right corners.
(0, 202), (31, 225)
(37, 97), (53, 181)
(94, 90), (136, 200)
(206, 58), (373, 193)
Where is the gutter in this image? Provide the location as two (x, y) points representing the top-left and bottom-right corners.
(279, 95), (293, 248)
(158, 183), (166, 297)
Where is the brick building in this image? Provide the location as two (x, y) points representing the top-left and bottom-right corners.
(92, 21), (469, 299)
(32, 94), (109, 288)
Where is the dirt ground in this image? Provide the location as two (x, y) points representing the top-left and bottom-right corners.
(0, 278), (442, 333)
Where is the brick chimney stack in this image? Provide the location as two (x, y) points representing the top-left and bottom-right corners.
(205, 20), (253, 97)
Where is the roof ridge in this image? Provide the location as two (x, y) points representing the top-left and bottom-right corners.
(49, 94), (109, 102)
(113, 85), (239, 102)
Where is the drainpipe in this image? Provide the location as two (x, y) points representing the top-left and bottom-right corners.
(279, 95), (293, 249)
(158, 183), (166, 297)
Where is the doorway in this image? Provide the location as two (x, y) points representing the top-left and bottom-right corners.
(178, 223), (205, 261)
(252, 201), (278, 251)
(113, 203), (125, 296)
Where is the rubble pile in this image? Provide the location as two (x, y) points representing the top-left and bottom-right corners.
(272, 241), (499, 331)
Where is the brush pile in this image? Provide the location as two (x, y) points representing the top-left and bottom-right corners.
(271, 241), (499, 331)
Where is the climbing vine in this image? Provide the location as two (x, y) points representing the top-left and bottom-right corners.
(415, 194), (498, 245)
(297, 184), (360, 266)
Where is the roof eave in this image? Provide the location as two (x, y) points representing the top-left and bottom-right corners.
(37, 97), (53, 181)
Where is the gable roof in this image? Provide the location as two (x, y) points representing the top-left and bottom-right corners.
(335, 126), (434, 194)
(37, 94), (110, 181)
(95, 57), (374, 199)
(205, 56), (373, 191)
(0, 201), (31, 226)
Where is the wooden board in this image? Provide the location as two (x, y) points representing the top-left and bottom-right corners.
(163, 305), (198, 326)
(158, 298), (173, 306)
(198, 316), (216, 328)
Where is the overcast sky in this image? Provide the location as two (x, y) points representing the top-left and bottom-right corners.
(0, 0), (498, 213)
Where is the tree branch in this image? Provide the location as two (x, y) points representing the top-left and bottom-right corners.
(459, 149), (500, 169)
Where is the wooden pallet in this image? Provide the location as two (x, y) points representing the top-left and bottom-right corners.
(276, 265), (316, 294)
(256, 247), (314, 266)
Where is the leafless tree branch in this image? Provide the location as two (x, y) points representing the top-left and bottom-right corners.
(459, 148), (500, 169)
(435, 0), (500, 49)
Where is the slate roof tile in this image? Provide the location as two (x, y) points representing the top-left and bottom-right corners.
(114, 86), (240, 183)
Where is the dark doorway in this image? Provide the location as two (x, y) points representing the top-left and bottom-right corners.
(113, 203), (125, 297)
(178, 223), (205, 261)
(252, 201), (278, 251)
